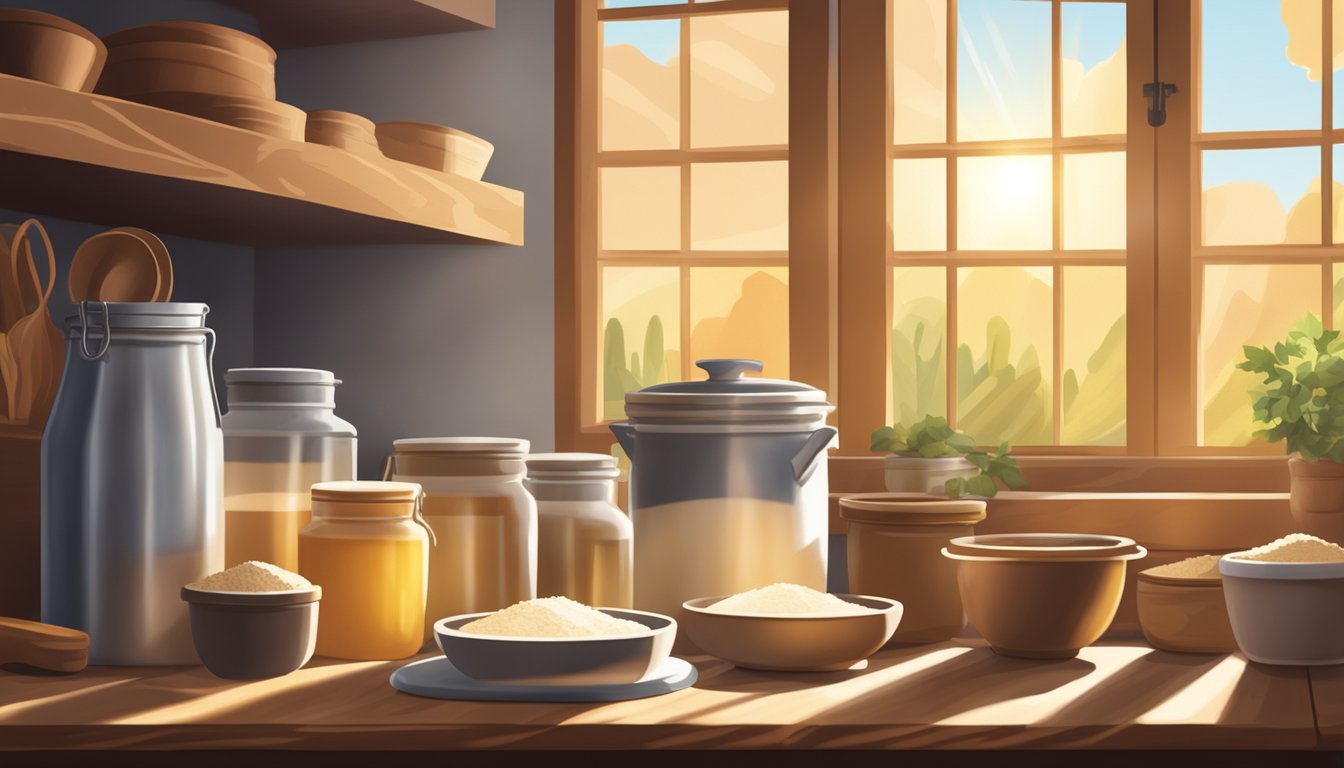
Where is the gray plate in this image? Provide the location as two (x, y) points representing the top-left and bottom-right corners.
(390, 655), (697, 702)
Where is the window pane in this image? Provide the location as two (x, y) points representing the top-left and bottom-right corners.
(601, 166), (681, 250)
(1063, 151), (1126, 250)
(1335, 0), (1344, 128)
(956, 0), (1051, 141)
(1201, 263), (1321, 446)
(1060, 2), (1126, 138)
(690, 11), (788, 148)
(1336, 144), (1344, 243)
(890, 267), (947, 427)
(691, 160), (788, 250)
(1336, 262), (1344, 331)
(601, 266), (682, 421)
(604, 0), (685, 6)
(689, 267), (789, 378)
(602, 20), (680, 151)
(1202, 147), (1321, 246)
(956, 266), (1053, 445)
(1202, 0), (1321, 132)
(957, 155), (1052, 250)
(893, 158), (947, 251)
(1062, 266), (1126, 446)
(893, 0), (947, 144)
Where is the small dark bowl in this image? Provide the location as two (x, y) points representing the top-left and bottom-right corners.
(181, 585), (320, 679)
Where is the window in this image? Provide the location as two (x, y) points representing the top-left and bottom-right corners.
(559, 0), (1330, 464)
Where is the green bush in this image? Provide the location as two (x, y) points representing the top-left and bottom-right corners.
(870, 415), (1028, 498)
(1238, 313), (1344, 461)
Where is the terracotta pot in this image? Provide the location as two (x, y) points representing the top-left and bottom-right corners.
(1288, 457), (1344, 544)
(883, 455), (978, 495)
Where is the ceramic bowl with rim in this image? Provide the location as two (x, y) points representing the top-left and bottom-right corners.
(1219, 554), (1344, 665)
(1136, 559), (1237, 654)
(0, 8), (106, 92)
(181, 584), (321, 680)
(376, 121), (494, 180)
(680, 594), (903, 671)
(943, 533), (1147, 659)
(434, 608), (676, 686)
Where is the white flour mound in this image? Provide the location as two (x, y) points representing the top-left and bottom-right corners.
(705, 583), (877, 616)
(1231, 533), (1344, 563)
(188, 560), (312, 592)
(460, 596), (648, 637)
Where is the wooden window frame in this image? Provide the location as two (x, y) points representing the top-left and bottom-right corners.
(556, 0), (835, 455)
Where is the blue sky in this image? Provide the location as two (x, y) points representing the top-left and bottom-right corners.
(1202, 0), (1319, 132)
(603, 18), (680, 66)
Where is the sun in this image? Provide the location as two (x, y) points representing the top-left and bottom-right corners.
(995, 157), (1048, 208)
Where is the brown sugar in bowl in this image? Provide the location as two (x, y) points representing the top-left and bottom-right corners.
(943, 533), (1147, 659)
(1136, 555), (1237, 654)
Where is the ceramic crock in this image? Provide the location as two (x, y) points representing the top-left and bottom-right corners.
(610, 359), (836, 621)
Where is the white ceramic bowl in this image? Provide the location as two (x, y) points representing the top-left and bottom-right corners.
(1219, 555), (1344, 665)
(680, 594), (903, 671)
(433, 608), (676, 685)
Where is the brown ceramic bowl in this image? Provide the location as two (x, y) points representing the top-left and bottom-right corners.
(943, 533), (1146, 659)
(680, 594), (903, 671)
(376, 121), (494, 180)
(102, 40), (274, 95)
(0, 8), (106, 92)
(1136, 565), (1237, 654)
(103, 21), (275, 66)
(182, 585), (321, 680)
(840, 494), (985, 644)
(306, 110), (382, 158)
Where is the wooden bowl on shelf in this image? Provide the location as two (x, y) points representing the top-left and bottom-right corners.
(376, 121), (494, 180)
(126, 91), (305, 141)
(306, 110), (382, 159)
(0, 8), (106, 92)
(103, 21), (275, 67)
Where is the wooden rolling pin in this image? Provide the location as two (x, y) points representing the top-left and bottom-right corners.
(0, 617), (88, 673)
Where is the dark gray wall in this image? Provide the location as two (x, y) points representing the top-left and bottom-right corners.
(258, 2), (556, 478)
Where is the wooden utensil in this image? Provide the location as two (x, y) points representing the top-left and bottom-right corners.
(0, 224), (27, 333)
(110, 226), (172, 301)
(6, 219), (62, 428)
(0, 617), (89, 673)
(69, 229), (160, 303)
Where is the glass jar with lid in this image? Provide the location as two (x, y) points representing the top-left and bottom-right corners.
(298, 481), (430, 660)
(222, 368), (356, 571)
(525, 453), (632, 608)
(386, 437), (537, 641)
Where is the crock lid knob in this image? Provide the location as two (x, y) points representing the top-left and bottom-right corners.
(697, 359), (764, 381)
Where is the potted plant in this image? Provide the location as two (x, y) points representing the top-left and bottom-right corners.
(870, 415), (1027, 498)
(1238, 313), (1344, 542)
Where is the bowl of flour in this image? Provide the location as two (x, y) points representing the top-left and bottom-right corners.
(432, 596), (676, 685)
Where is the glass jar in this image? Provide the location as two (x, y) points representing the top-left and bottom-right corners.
(387, 437), (537, 641)
(839, 494), (986, 643)
(298, 481), (430, 660)
(222, 368), (356, 571)
(525, 453), (632, 608)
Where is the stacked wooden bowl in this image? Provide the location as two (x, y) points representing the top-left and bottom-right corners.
(0, 8), (105, 92)
(96, 21), (304, 141)
(306, 110), (382, 160)
(376, 121), (494, 181)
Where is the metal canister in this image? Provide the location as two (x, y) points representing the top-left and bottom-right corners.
(42, 302), (223, 665)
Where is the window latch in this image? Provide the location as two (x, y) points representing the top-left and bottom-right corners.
(1143, 81), (1178, 127)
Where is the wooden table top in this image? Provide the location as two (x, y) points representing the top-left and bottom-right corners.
(0, 639), (1322, 752)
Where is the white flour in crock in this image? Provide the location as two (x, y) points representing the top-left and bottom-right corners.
(188, 560), (312, 592)
(1232, 533), (1344, 563)
(706, 583), (876, 615)
(1143, 554), (1223, 580)
(460, 596), (647, 637)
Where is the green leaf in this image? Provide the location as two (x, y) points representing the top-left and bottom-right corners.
(995, 464), (1029, 490)
(965, 452), (991, 470)
(944, 432), (976, 454)
(1300, 313), (1324, 339)
(1239, 345), (1278, 373)
(965, 474), (999, 498)
(870, 425), (895, 453)
(944, 477), (967, 498)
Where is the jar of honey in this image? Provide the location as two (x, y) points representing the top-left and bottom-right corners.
(386, 437), (537, 642)
(525, 453), (632, 608)
(299, 481), (430, 660)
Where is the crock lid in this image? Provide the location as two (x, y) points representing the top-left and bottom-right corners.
(943, 533), (1145, 562)
(839, 493), (986, 526)
(66, 301), (208, 329)
(623, 359), (833, 426)
(525, 452), (620, 480)
(226, 368), (340, 386)
(392, 437), (529, 457)
(311, 480), (422, 503)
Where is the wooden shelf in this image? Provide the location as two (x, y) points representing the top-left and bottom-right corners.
(219, 0), (495, 49)
(0, 74), (523, 247)
(0, 641), (1320, 755)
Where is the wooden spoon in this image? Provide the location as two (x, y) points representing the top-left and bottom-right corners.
(7, 219), (63, 428)
(0, 224), (29, 332)
(69, 230), (160, 303)
(0, 617), (89, 673)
